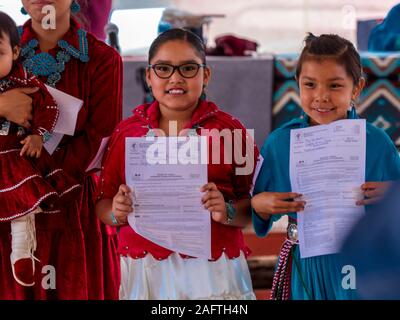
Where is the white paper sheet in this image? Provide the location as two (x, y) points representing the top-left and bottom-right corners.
(86, 136), (110, 172)
(45, 85), (83, 135)
(289, 119), (366, 258)
(43, 132), (64, 155)
(125, 136), (211, 259)
(44, 86), (83, 154)
(250, 154), (264, 196)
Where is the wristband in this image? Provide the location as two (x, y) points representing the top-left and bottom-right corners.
(225, 200), (236, 224)
(110, 212), (119, 225)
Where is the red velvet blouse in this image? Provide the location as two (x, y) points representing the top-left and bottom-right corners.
(98, 100), (259, 261)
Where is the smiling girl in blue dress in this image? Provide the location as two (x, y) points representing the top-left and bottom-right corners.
(251, 33), (400, 300)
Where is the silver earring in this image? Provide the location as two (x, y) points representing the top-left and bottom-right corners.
(349, 99), (357, 119)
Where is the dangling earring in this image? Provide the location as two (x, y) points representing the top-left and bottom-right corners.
(349, 99), (357, 119)
(299, 110), (309, 127)
(200, 85), (207, 101)
(146, 86), (155, 104)
(70, 0), (81, 14)
(20, 7), (28, 15)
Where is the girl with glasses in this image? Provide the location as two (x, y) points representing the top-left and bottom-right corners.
(96, 28), (259, 300)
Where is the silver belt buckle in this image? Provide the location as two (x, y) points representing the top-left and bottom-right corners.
(287, 223), (298, 242)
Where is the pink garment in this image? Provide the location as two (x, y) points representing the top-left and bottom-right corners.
(81, 0), (113, 41)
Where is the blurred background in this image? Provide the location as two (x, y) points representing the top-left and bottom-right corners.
(1, 0), (399, 54)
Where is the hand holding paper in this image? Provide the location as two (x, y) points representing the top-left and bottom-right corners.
(290, 119), (366, 258)
(200, 182), (227, 223)
(125, 136), (211, 259)
(111, 184), (134, 225)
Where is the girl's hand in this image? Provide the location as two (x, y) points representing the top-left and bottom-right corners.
(201, 182), (227, 223)
(0, 87), (37, 127)
(111, 184), (134, 225)
(20, 134), (43, 158)
(251, 192), (305, 219)
(357, 181), (391, 206)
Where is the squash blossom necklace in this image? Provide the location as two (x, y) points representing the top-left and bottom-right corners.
(20, 28), (89, 87)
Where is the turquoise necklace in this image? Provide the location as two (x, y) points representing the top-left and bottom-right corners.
(20, 28), (89, 87)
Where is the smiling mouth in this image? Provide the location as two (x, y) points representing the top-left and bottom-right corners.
(165, 89), (187, 95)
(312, 107), (335, 113)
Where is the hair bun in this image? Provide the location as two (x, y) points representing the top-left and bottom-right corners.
(304, 32), (317, 44)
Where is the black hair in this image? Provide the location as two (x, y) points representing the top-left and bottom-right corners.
(296, 33), (362, 85)
(0, 11), (20, 49)
(148, 28), (206, 64)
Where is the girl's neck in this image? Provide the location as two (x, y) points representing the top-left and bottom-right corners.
(158, 104), (197, 136)
(308, 114), (348, 126)
(308, 118), (319, 126)
(31, 15), (71, 52)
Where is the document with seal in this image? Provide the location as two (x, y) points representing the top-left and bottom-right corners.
(125, 136), (211, 259)
(290, 119), (366, 258)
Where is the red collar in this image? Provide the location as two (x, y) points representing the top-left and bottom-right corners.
(20, 18), (81, 50)
(133, 100), (220, 129)
(5, 63), (25, 80)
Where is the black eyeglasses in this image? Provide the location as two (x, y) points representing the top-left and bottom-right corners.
(148, 63), (206, 79)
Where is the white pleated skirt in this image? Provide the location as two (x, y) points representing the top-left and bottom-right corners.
(119, 251), (256, 300)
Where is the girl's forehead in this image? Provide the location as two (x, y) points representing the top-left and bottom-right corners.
(300, 58), (349, 77)
(151, 40), (202, 62)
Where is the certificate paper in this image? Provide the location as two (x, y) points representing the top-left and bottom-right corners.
(250, 154), (264, 196)
(125, 136), (211, 259)
(290, 119), (366, 258)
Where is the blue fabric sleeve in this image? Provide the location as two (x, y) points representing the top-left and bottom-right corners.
(251, 139), (275, 237)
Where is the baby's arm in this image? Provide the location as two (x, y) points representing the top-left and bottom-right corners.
(26, 78), (59, 155)
(20, 134), (44, 158)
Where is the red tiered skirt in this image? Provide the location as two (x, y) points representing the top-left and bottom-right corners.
(0, 148), (81, 221)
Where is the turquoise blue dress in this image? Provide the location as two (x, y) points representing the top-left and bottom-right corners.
(252, 114), (400, 300)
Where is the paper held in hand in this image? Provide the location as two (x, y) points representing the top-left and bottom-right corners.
(125, 136), (211, 260)
(289, 119), (366, 258)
